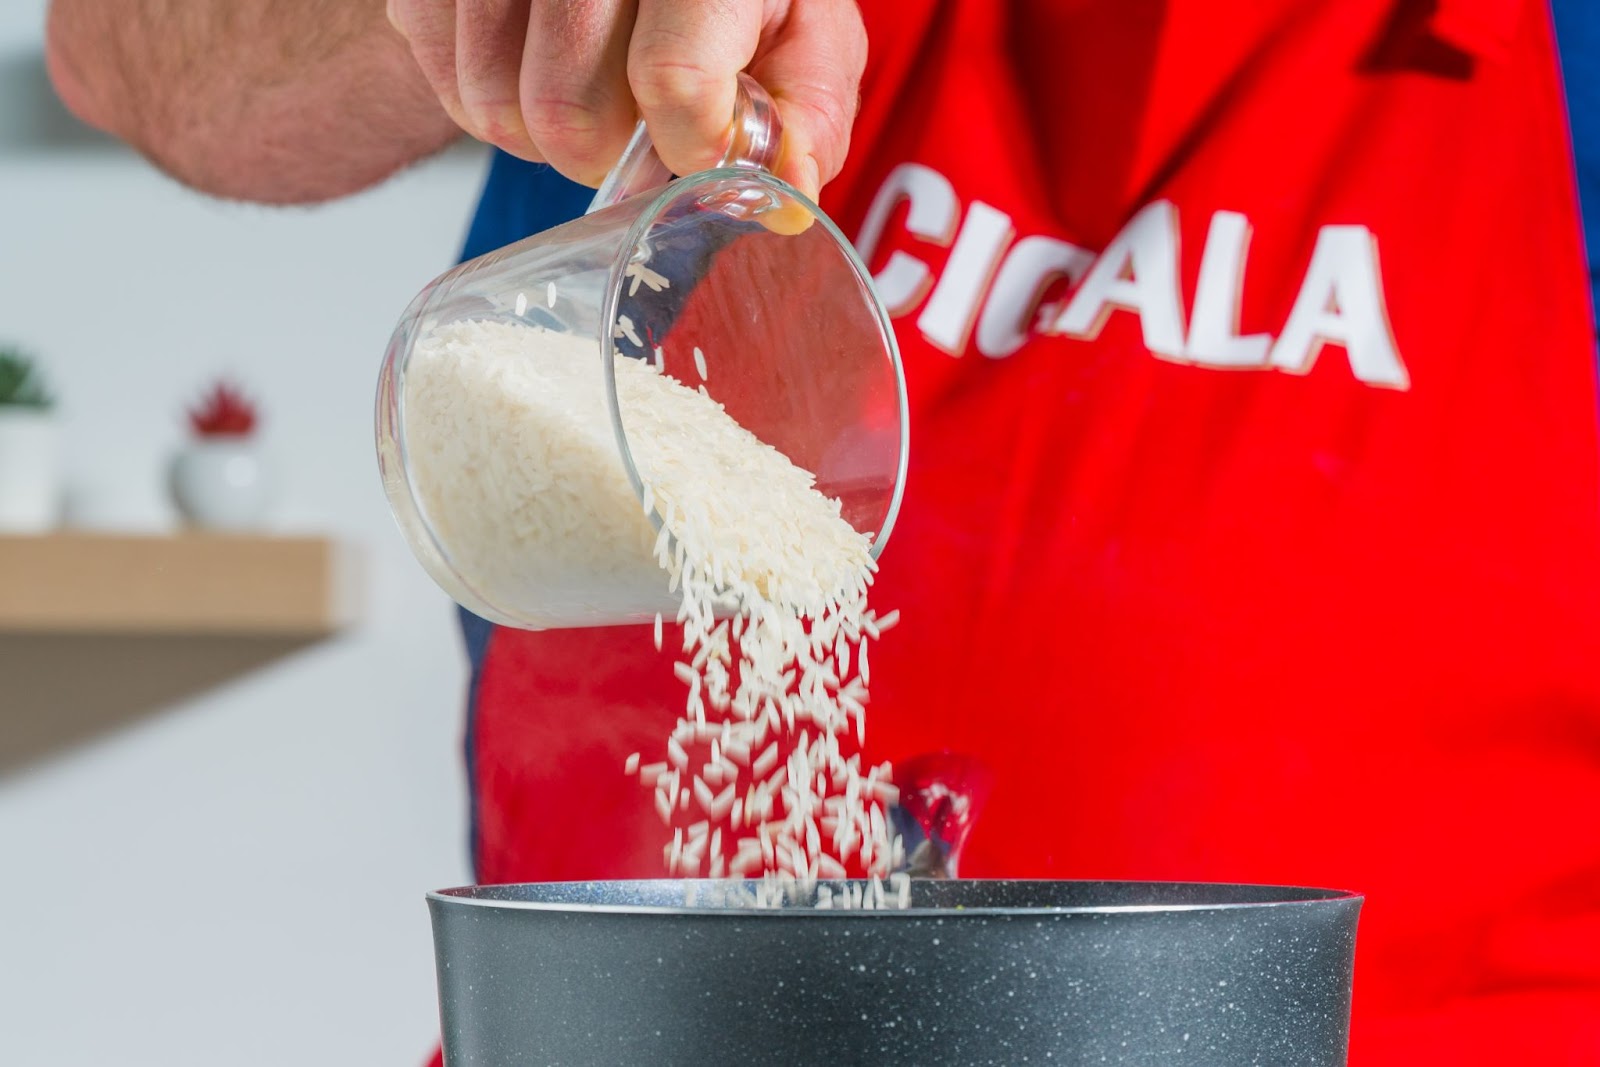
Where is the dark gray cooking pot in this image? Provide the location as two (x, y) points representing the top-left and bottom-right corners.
(428, 879), (1361, 1067)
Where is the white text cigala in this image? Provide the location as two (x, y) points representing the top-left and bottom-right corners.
(856, 163), (1409, 390)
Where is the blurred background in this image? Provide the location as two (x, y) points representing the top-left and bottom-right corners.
(0, 2), (489, 1063)
(2, 1), (1598, 1065)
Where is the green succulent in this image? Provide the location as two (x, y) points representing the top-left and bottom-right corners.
(0, 347), (53, 409)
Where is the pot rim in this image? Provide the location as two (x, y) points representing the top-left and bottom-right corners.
(428, 878), (1363, 917)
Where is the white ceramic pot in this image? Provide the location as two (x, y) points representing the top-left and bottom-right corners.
(170, 437), (271, 531)
(0, 408), (61, 533)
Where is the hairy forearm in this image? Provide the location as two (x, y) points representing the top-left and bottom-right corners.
(45, 0), (462, 204)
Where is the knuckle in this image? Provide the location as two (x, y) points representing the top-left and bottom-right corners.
(467, 107), (524, 149)
(792, 94), (850, 161)
(458, 72), (517, 115)
(523, 93), (616, 165)
(455, 82), (523, 148)
(628, 49), (720, 116)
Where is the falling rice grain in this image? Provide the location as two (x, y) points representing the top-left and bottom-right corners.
(752, 742), (780, 779)
(404, 317), (904, 906)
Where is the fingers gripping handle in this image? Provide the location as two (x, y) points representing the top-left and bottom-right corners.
(587, 72), (784, 214)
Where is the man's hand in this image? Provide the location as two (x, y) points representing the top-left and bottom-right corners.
(387, 0), (867, 200)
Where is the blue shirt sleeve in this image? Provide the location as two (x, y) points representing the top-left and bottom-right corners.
(1551, 0), (1600, 332)
(458, 151), (596, 262)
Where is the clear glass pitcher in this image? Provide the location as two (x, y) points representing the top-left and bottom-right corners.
(376, 74), (908, 630)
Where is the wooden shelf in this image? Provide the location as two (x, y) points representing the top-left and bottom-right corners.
(0, 532), (357, 636)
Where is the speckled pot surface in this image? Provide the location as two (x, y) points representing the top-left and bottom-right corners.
(428, 880), (1360, 1066)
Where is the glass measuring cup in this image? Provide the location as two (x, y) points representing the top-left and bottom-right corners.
(376, 74), (908, 630)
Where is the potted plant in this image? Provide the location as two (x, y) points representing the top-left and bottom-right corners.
(0, 346), (60, 533)
(170, 380), (270, 531)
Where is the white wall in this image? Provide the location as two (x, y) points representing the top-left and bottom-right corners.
(0, 5), (488, 1064)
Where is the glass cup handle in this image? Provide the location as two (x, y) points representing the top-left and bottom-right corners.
(587, 71), (784, 215)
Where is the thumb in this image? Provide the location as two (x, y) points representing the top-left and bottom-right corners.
(749, 0), (867, 201)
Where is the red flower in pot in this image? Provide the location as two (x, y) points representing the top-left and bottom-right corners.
(170, 380), (270, 530)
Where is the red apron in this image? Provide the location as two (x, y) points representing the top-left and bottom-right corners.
(464, 1), (1600, 1062)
